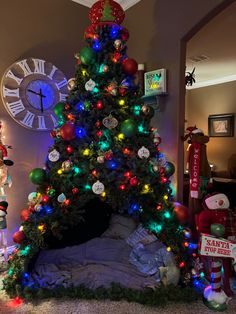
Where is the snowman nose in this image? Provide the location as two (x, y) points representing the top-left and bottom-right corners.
(218, 199), (224, 206)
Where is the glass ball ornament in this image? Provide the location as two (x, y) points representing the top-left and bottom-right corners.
(34, 204), (43, 212)
(29, 168), (47, 185)
(114, 39), (123, 51)
(62, 160), (73, 173)
(79, 46), (96, 65)
(20, 209), (31, 222)
(120, 27), (129, 41)
(57, 193), (66, 203)
(122, 58), (138, 76)
(72, 187), (79, 194)
(54, 102), (65, 117)
(165, 161), (175, 177)
(92, 180), (105, 195)
(60, 123), (76, 141)
(102, 65), (109, 73)
(141, 105), (155, 118)
(48, 149), (60, 162)
(13, 231), (25, 244)
(130, 176), (139, 186)
(120, 119), (137, 137)
(28, 192), (40, 204)
(97, 156), (105, 163)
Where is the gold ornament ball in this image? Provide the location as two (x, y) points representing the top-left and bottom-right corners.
(62, 160), (72, 172)
(102, 65), (109, 73)
(67, 78), (76, 91)
(97, 156), (105, 163)
(141, 105), (150, 115)
(153, 165), (159, 172)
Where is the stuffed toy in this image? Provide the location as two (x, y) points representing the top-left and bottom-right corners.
(0, 140), (14, 166)
(182, 127), (211, 235)
(197, 193), (236, 309)
(0, 163), (12, 202)
(0, 201), (8, 263)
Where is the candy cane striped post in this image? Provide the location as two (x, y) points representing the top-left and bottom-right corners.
(211, 258), (222, 293)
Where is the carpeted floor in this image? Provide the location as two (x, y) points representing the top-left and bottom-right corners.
(0, 296), (236, 314)
(1, 284), (236, 314)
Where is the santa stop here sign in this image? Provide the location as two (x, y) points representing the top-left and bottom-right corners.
(200, 234), (236, 262)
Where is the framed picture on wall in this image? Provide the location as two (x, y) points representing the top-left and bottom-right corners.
(208, 113), (234, 137)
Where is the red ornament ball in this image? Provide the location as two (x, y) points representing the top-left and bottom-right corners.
(20, 209), (31, 222)
(13, 231), (25, 244)
(120, 27), (129, 41)
(60, 123), (76, 141)
(72, 187), (79, 194)
(89, 0), (125, 26)
(173, 202), (189, 224)
(122, 58), (138, 76)
(119, 87), (127, 96)
(130, 176), (139, 186)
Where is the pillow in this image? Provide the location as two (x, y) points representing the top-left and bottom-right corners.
(126, 224), (157, 247)
(101, 214), (137, 239)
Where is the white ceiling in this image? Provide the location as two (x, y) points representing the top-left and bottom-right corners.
(71, 0), (142, 10)
(186, 2), (236, 89)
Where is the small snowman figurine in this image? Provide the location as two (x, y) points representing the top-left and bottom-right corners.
(0, 201), (8, 265)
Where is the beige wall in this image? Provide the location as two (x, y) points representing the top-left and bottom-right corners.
(124, 0), (229, 198)
(0, 0), (88, 244)
(0, 0), (230, 244)
(185, 83), (236, 174)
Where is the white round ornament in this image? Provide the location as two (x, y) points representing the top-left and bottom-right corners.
(28, 192), (42, 205)
(19, 226), (24, 231)
(102, 115), (118, 129)
(114, 39), (123, 50)
(138, 146), (150, 159)
(92, 180), (105, 195)
(48, 149), (60, 162)
(57, 193), (66, 203)
(28, 192), (38, 202)
(85, 79), (96, 91)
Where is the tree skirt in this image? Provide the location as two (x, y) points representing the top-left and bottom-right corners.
(30, 238), (162, 290)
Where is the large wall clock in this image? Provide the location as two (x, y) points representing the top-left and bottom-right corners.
(1, 58), (68, 131)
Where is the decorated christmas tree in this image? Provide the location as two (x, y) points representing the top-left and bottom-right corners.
(4, 0), (194, 299)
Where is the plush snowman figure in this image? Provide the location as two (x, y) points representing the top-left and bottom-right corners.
(197, 193), (235, 311)
(0, 201), (8, 263)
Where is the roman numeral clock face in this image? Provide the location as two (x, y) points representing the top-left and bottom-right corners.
(1, 58), (68, 131)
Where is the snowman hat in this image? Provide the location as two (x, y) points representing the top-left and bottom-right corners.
(0, 201), (8, 213)
(202, 192), (229, 210)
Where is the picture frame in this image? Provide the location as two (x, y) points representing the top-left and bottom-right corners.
(144, 69), (167, 96)
(208, 113), (235, 137)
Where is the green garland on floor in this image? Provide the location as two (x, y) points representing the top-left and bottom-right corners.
(19, 283), (199, 307)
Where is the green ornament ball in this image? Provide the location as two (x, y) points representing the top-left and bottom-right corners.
(54, 102), (65, 117)
(80, 47), (96, 65)
(165, 161), (175, 177)
(210, 223), (225, 237)
(121, 119), (137, 137)
(29, 168), (47, 185)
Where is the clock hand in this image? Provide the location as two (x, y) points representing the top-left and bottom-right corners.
(27, 89), (46, 97)
(39, 88), (44, 113)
